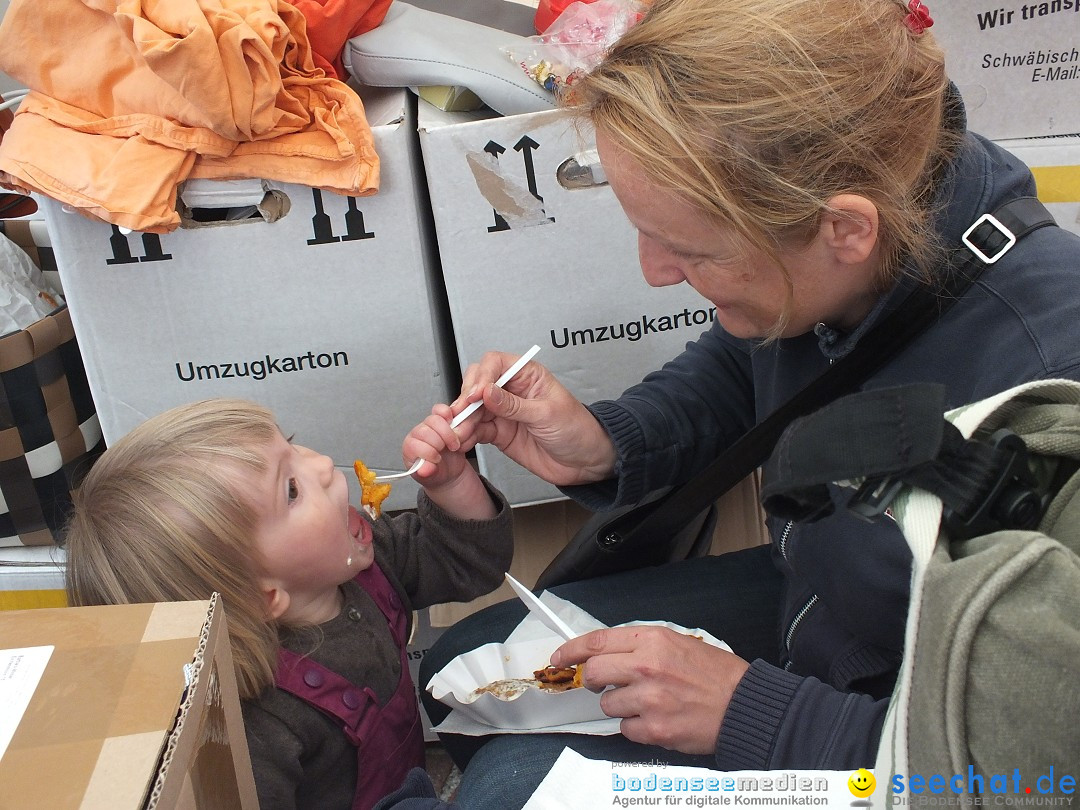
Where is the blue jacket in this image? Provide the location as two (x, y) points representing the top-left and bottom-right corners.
(564, 130), (1080, 769)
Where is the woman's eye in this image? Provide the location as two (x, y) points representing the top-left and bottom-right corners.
(667, 245), (698, 261)
(287, 477), (299, 503)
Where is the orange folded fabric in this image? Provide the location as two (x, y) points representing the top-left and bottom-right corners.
(0, 0), (379, 233)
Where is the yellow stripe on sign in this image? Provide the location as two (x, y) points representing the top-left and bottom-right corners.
(0, 589), (67, 610)
(1031, 165), (1080, 204)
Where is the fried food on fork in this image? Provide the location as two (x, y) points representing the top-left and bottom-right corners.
(354, 459), (392, 518)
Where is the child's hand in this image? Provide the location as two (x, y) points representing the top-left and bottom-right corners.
(401, 403), (476, 491)
(403, 403), (498, 520)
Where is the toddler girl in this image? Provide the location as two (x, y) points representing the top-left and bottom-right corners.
(64, 397), (514, 810)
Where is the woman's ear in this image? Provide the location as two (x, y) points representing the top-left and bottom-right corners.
(821, 194), (879, 265)
(261, 579), (290, 620)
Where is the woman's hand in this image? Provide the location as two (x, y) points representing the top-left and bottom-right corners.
(551, 625), (750, 755)
(455, 350), (618, 487)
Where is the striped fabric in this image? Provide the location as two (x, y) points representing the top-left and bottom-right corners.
(0, 299), (103, 546)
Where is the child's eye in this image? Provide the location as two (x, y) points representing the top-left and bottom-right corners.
(287, 477), (299, 503)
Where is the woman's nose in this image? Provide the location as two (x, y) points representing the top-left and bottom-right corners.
(638, 234), (688, 288)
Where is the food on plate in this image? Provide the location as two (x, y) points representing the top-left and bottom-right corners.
(470, 677), (538, 701)
(354, 459), (392, 519)
(533, 665), (584, 691)
(470, 664), (583, 701)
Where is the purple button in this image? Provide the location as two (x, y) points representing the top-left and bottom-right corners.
(303, 669), (324, 689)
(342, 689), (362, 709)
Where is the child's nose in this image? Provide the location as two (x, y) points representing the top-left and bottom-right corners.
(317, 451), (335, 485)
(301, 446), (335, 486)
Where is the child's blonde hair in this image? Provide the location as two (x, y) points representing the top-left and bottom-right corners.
(65, 399), (282, 699)
(566, 0), (963, 337)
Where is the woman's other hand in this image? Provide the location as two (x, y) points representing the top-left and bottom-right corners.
(455, 350), (618, 487)
(551, 625), (750, 755)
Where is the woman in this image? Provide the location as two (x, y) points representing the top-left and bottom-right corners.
(420, 0), (1080, 806)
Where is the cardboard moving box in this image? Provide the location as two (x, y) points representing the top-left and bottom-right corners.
(40, 87), (454, 514)
(997, 134), (1080, 236)
(0, 597), (257, 809)
(0, 546), (65, 610)
(932, 2), (1080, 140)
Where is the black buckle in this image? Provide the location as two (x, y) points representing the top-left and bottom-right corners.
(941, 429), (1044, 540)
(847, 429), (1049, 538)
(848, 476), (906, 522)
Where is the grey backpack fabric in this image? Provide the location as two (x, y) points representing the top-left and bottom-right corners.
(760, 380), (1080, 803)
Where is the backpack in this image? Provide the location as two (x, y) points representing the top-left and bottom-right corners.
(759, 379), (1080, 804)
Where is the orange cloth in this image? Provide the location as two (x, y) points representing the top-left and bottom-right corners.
(0, 0), (380, 233)
(292, 0), (395, 80)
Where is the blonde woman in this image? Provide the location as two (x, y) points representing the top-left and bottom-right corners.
(416, 0), (1080, 806)
(65, 398), (514, 810)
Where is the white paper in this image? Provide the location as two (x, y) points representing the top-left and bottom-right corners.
(524, 747), (864, 808)
(430, 593), (730, 736)
(0, 646), (54, 762)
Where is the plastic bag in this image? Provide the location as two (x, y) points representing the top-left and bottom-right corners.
(502, 0), (645, 98)
(0, 232), (64, 336)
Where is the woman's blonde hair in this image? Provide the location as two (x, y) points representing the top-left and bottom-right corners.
(566, 0), (962, 336)
(65, 399), (282, 700)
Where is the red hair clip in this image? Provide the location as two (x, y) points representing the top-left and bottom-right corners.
(904, 0), (934, 34)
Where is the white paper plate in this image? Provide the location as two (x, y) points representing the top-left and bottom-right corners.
(427, 636), (605, 730)
(429, 588), (733, 734)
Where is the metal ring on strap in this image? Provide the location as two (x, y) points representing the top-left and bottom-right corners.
(962, 213), (1017, 265)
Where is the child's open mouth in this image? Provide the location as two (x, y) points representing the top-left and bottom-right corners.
(348, 504), (370, 545)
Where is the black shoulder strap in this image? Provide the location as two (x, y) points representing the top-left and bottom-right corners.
(604, 196), (1057, 547)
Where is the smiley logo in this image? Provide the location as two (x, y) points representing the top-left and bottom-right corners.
(848, 768), (876, 798)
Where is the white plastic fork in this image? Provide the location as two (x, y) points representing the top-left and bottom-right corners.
(374, 344), (542, 481)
